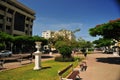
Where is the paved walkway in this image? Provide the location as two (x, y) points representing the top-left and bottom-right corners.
(79, 52), (120, 80)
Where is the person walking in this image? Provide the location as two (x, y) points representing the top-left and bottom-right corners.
(81, 48), (87, 58)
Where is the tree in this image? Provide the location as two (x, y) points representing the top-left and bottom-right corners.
(13, 35), (48, 53)
(93, 38), (114, 48)
(72, 28), (80, 33)
(58, 45), (72, 58)
(0, 31), (13, 50)
(93, 38), (114, 53)
(89, 18), (120, 41)
(0, 31), (48, 53)
(33, 35), (48, 46)
(47, 29), (79, 51)
(13, 35), (31, 53)
(55, 41), (73, 61)
(77, 37), (93, 49)
(53, 29), (85, 61)
(89, 18), (120, 55)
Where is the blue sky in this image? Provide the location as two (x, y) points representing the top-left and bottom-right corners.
(19, 0), (120, 41)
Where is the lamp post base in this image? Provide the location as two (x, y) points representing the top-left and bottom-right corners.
(34, 66), (41, 70)
(33, 52), (41, 70)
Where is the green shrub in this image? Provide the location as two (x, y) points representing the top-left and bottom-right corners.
(55, 55), (84, 62)
(58, 45), (72, 58)
(88, 48), (94, 51)
(87, 51), (93, 54)
(55, 41), (73, 61)
(55, 41), (67, 49)
(55, 55), (74, 62)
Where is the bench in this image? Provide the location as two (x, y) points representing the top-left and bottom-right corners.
(79, 61), (87, 71)
(58, 64), (80, 80)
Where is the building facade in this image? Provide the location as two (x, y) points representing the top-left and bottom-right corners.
(42, 30), (54, 39)
(42, 30), (76, 40)
(0, 0), (35, 36)
(54, 30), (76, 40)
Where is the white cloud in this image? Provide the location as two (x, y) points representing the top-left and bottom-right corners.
(50, 23), (83, 30)
(32, 19), (97, 41)
(34, 17), (83, 28)
(33, 19), (83, 33)
(36, 23), (83, 31)
(33, 18), (83, 36)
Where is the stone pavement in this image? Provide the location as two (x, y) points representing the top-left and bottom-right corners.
(79, 52), (120, 80)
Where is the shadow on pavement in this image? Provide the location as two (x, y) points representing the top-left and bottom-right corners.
(31, 54), (53, 59)
(96, 57), (120, 65)
(41, 66), (51, 70)
(41, 55), (53, 58)
(76, 78), (83, 80)
(0, 67), (6, 70)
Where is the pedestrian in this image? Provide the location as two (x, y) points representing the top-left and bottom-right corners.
(81, 48), (87, 58)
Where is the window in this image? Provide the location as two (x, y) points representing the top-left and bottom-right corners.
(31, 19), (33, 22)
(0, 15), (4, 19)
(30, 25), (32, 28)
(0, 24), (3, 29)
(26, 24), (28, 27)
(0, 5), (6, 11)
(7, 17), (12, 22)
(7, 9), (14, 14)
(6, 26), (11, 30)
(26, 17), (30, 21)
(14, 12), (25, 31)
(25, 30), (28, 34)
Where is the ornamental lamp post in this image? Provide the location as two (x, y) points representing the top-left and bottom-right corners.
(33, 41), (42, 70)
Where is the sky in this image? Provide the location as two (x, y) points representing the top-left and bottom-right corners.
(19, 0), (120, 41)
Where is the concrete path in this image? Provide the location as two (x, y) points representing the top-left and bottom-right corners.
(79, 52), (120, 80)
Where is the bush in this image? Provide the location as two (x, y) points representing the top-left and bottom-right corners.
(58, 45), (72, 58)
(55, 55), (74, 62)
(87, 51), (93, 54)
(55, 41), (67, 49)
(55, 55), (83, 62)
(88, 48), (94, 51)
(55, 41), (73, 61)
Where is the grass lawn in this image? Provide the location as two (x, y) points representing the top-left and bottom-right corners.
(0, 59), (81, 80)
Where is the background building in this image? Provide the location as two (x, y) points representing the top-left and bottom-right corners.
(42, 30), (54, 39)
(0, 0), (35, 36)
(54, 29), (76, 40)
(42, 30), (76, 40)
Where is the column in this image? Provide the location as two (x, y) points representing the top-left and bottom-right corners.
(11, 11), (16, 35)
(3, 8), (8, 32)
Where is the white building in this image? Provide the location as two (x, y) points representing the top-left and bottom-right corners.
(54, 29), (75, 40)
(42, 30), (53, 39)
(42, 30), (76, 40)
